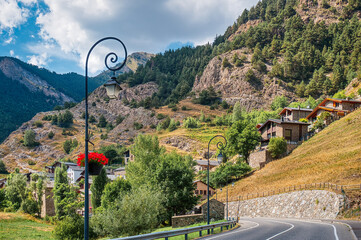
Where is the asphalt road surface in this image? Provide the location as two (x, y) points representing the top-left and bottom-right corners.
(200, 217), (357, 240)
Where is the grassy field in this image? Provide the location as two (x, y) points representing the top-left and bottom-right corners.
(218, 107), (361, 201)
(0, 212), (55, 240)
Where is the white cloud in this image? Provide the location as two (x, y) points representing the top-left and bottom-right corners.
(0, 0), (36, 33)
(27, 52), (48, 67)
(4, 37), (14, 44)
(35, 0), (257, 74)
(9, 50), (14, 56)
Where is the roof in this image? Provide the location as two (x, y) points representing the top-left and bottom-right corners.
(321, 98), (361, 104)
(258, 119), (310, 131)
(306, 106), (350, 119)
(279, 107), (313, 115)
(195, 160), (220, 166)
(193, 180), (215, 190)
(67, 166), (85, 172)
(115, 167), (126, 171)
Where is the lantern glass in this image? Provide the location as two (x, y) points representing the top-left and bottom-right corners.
(104, 78), (122, 99)
(217, 153), (223, 163)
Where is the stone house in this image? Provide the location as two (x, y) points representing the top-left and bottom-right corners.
(258, 119), (310, 144)
(279, 106), (313, 121)
(194, 159), (220, 172)
(67, 166), (85, 184)
(306, 98), (361, 124)
(193, 180), (215, 201)
(123, 150), (134, 165)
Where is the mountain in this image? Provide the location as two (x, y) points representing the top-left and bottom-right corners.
(0, 52), (153, 143)
(2, 0), (361, 171)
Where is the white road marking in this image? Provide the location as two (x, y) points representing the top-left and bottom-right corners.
(265, 220), (295, 240)
(205, 220), (260, 240)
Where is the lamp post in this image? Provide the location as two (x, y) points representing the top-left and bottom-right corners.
(84, 37), (127, 240)
(207, 135), (227, 230)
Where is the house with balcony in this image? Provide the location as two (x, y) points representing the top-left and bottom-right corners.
(257, 119), (310, 145)
(306, 98), (361, 124)
(279, 106), (313, 121)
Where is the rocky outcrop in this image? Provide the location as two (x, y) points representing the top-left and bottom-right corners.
(193, 49), (296, 110)
(161, 136), (201, 153)
(0, 58), (74, 104)
(120, 82), (158, 102)
(227, 190), (343, 219)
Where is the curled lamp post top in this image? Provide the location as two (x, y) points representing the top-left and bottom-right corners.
(85, 37), (127, 75)
(207, 135), (227, 159)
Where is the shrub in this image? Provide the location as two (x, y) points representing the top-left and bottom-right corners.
(0, 160), (8, 174)
(57, 110), (74, 128)
(181, 106), (187, 111)
(63, 140), (73, 154)
(48, 131), (55, 139)
(42, 115), (52, 121)
(358, 88), (361, 96)
(171, 106), (178, 111)
(268, 137), (287, 158)
(24, 129), (38, 147)
(183, 117), (201, 129)
(209, 162), (251, 188)
(156, 114), (166, 120)
(167, 119), (177, 132)
(54, 215), (88, 240)
(27, 160), (36, 166)
(92, 102), (96, 107)
(299, 118), (308, 123)
(100, 134), (108, 140)
(97, 115), (107, 128)
(89, 115), (97, 123)
(133, 122), (143, 130)
(222, 57), (232, 69)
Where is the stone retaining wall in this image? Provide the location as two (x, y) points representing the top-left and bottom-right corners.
(227, 190), (344, 219)
(172, 214), (203, 228)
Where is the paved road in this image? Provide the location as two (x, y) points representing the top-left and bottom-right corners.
(200, 217), (357, 240)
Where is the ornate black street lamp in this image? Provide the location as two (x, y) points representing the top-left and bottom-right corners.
(84, 37), (127, 240)
(207, 135), (227, 230)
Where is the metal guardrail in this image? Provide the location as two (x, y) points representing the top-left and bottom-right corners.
(111, 220), (237, 240)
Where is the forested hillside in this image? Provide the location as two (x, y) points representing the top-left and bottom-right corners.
(117, 0), (361, 108)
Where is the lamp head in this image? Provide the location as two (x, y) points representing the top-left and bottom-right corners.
(104, 76), (122, 99)
(217, 153), (223, 163)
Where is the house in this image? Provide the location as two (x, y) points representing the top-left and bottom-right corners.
(45, 161), (77, 173)
(279, 106), (313, 121)
(257, 119), (310, 144)
(0, 178), (6, 188)
(306, 98), (361, 124)
(123, 150), (134, 165)
(67, 166), (85, 184)
(193, 180), (215, 201)
(194, 159), (220, 172)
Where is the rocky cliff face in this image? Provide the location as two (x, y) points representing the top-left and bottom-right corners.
(193, 49), (296, 110)
(0, 58), (74, 104)
(0, 82), (160, 172)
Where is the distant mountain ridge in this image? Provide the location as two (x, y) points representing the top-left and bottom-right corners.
(0, 52), (153, 143)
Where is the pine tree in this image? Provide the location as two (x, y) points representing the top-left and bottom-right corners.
(91, 168), (109, 210)
(97, 115), (107, 128)
(232, 102), (243, 122)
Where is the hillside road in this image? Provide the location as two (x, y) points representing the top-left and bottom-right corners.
(200, 217), (357, 240)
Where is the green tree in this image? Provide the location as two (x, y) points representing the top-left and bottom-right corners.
(222, 57), (232, 69)
(271, 96), (288, 111)
(167, 119), (177, 131)
(5, 173), (27, 210)
(58, 110), (73, 128)
(101, 178), (131, 209)
(232, 102), (243, 122)
(63, 140), (73, 154)
(226, 120), (260, 162)
(53, 165), (80, 219)
(91, 168), (109, 210)
(183, 117), (201, 129)
(23, 129), (37, 147)
(0, 160), (8, 174)
(268, 137), (287, 158)
(91, 186), (165, 237)
(97, 115), (107, 128)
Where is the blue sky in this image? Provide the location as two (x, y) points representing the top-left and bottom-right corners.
(0, 0), (256, 75)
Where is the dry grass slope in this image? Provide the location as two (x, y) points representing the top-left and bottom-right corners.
(221, 108), (361, 200)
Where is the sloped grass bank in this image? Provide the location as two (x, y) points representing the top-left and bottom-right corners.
(220, 108), (361, 200)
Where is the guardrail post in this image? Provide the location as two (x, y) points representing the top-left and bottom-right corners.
(221, 226), (223, 232)
(185, 233), (188, 240)
(199, 230), (202, 237)
(165, 238), (168, 240)
(211, 228), (214, 234)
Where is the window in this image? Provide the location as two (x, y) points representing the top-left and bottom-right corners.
(285, 129), (292, 140)
(267, 133), (271, 139)
(195, 190), (199, 194)
(267, 124), (270, 130)
(272, 132), (276, 137)
(204, 191), (207, 195)
(200, 190), (203, 195)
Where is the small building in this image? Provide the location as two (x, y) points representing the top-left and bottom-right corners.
(258, 119), (310, 144)
(195, 160), (220, 172)
(45, 161), (77, 173)
(0, 178), (6, 188)
(67, 166), (85, 184)
(123, 150), (134, 165)
(279, 106), (313, 121)
(193, 180), (215, 201)
(306, 98), (361, 124)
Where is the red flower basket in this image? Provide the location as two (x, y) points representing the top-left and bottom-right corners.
(77, 152), (109, 175)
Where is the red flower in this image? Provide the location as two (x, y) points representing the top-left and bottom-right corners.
(77, 152), (109, 167)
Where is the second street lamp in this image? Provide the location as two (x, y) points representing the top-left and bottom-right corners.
(84, 37), (127, 240)
(206, 135), (227, 232)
